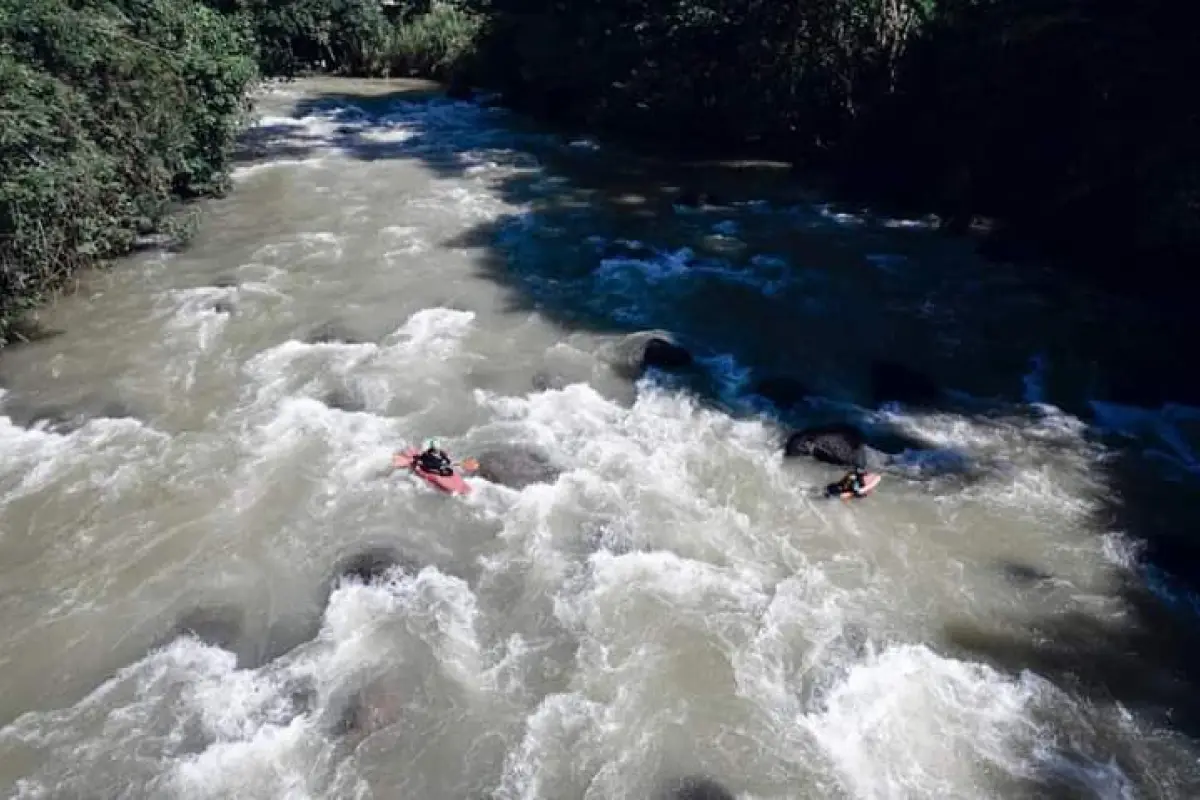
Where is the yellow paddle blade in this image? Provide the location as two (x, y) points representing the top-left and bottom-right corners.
(459, 457), (479, 472)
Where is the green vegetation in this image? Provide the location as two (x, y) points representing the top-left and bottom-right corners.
(453, 0), (1197, 296)
(0, 0), (258, 344)
(3, 0), (1195, 343)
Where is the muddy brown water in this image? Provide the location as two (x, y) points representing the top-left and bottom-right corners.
(1, 78), (1198, 799)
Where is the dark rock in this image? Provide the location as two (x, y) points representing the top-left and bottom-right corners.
(643, 337), (693, 370)
(2, 319), (63, 346)
(752, 375), (814, 411)
(173, 605), (244, 652)
(331, 546), (415, 587)
(604, 330), (694, 378)
(322, 387), (366, 413)
(1, 395), (138, 434)
(999, 562), (1054, 586)
(475, 446), (562, 489)
(870, 360), (942, 407)
(211, 299), (235, 315)
(532, 370), (568, 392)
(163, 603), (319, 669)
(657, 775), (735, 800)
(210, 275), (240, 289)
(305, 322), (364, 346)
(784, 423), (867, 466)
(283, 678), (318, 717)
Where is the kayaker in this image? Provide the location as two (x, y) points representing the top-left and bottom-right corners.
(416, 439), (454, 476)
(831, 468), (869, 497)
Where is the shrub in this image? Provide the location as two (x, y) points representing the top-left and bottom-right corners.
(382, 2), (481, 81)
(0, 0), (258, 344)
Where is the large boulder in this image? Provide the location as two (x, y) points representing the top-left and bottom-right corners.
(784, 423), (868, 466)
(602, 330), (694, 379)
(475, 446), (562, 489)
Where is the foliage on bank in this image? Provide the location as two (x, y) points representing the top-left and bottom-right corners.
(0, 0), (258, 345)
(244, 0), (1196, 297)
(453, 0), (1197, 294)
(203, 0), (481, 82)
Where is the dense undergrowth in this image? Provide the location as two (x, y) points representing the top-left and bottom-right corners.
(0, 0), (258, 344)
(2, 0), (1196, 344)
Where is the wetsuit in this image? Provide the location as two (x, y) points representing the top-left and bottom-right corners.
(417, 448), (454, 476)
(830, 468), (868, 497)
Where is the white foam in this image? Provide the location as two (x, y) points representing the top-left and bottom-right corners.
(3, 565), (488, 798)
(803, 644), (1057, 797)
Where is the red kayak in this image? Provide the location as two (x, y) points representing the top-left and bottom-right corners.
(396, 447), (472, 495)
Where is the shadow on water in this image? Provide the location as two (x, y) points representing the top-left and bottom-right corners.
(261, 85), (1200, 783)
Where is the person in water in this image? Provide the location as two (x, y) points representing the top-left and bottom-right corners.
(830, 448), (872, 497)
(833, 468), (869, 497)
(415, 439), (454, 476)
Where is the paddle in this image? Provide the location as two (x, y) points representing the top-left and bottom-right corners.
(388, 451), (479, 474)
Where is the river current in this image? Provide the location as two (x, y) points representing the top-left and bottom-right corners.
(1, 78), (1199, 799)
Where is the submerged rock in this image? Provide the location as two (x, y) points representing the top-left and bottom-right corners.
(999, 561), (1054, 586)
(657, 775), (735, 800)
(531, 370), (569, 392)
(1, 393), (139, 434)
(304, 321), (365, 346)
(330, 546), (416, 587)
(172, 604), (245, 653)
(322, 387), (366, 413)
(475, 446), (562, 489)
(164, 601), (322, 669)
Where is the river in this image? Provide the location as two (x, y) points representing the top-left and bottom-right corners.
(1, 77), (1199, 799)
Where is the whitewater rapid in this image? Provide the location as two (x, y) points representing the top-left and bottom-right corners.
(1, 77), (1198, 799)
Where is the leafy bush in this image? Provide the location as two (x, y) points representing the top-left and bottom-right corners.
(205, 0), (390, 77)
(382, 1), (481, 81)
(0, 0), (257, 344)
